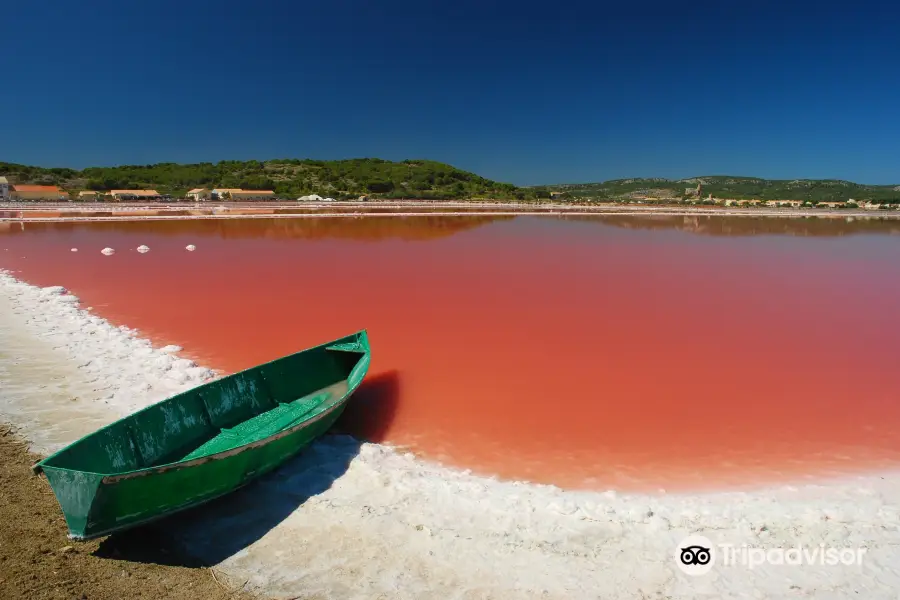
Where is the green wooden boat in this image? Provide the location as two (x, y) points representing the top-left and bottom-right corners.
(32, 330), (370, 540)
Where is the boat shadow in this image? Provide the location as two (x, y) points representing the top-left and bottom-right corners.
(94, 369), (400, 568)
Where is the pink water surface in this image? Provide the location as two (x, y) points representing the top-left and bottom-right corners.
(2, 215), (899, 491)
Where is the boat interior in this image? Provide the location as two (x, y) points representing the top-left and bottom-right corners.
(39, 335), (369, 475)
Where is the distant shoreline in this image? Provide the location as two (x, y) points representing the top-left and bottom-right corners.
(2, 200), (899, 223)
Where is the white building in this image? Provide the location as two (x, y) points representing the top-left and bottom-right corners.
(186, 188), (211, 201)
(0, 177), (9, 201)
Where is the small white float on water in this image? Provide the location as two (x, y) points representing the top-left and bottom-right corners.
(70, 248), (78, 252)
(185, 244), (196, 251)
(137, 245), (150, 254)
(101, 247), (115, 256)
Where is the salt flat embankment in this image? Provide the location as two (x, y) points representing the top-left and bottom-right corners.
(2, 200), (899, 223)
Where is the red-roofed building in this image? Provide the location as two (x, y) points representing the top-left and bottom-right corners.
(11, 185), (67, 201)
(109, 189), (162, 201)
(228, 189), (276, 201)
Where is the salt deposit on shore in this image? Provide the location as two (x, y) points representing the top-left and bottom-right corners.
(1, 268), (899, 599)
(0, 274), (216, 435)
(2, 200), (898, 225)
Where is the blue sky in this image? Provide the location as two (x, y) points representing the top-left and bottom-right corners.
(2, 0), (898, 185)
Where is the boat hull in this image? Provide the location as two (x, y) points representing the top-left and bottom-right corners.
(43, 399), (348, 540)
(36, 330), (370, 540)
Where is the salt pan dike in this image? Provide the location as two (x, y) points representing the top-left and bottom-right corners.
(2, 271), (900, 598)
(4, 200), (900, 223)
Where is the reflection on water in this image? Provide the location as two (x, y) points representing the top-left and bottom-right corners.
(562, 214), (900, 237)
(0, 215), (513, 241)
(4, 212), (899, 241)
(1, 214), (900, 492)
(0, 221), (24, 232)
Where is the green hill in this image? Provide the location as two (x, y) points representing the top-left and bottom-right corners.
(4, 160), (899, 203)
(532, 176), (900, 204)
(0, 158), (527, 200)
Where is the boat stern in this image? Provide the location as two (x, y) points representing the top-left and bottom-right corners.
(40, 467), (106, 539)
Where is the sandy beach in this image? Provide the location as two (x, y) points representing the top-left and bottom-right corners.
(2, 266), (900, 599)
(0, 426), (258, 600)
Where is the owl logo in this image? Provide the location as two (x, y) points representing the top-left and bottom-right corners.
(674, 535), (716, 575)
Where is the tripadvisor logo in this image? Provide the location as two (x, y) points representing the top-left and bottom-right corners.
(675, 535), (716, 576)
(674, 534), (867, 576)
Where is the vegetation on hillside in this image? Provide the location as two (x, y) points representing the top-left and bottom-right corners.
(0, 159), (530, 200)
(3, 160), (898, 204)
(530, 176), (900, 204)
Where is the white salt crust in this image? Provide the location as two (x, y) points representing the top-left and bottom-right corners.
(1, 269), (899, 599)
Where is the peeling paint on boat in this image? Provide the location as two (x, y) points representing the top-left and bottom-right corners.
(101, 429), (136, 470)
(104, 390), (347, 482)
